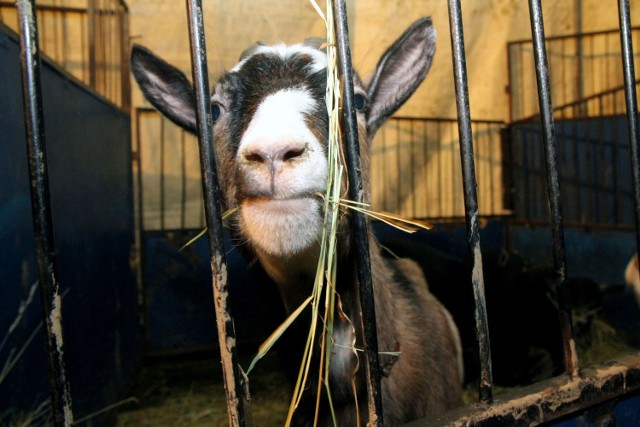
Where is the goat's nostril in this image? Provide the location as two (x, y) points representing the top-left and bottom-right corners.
(282, 147), (305, 161)
(245, 151), (265, 163)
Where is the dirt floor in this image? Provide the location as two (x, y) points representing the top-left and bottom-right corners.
(113, 351), (291, 426)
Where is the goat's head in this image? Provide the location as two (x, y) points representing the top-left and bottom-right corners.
(131, 18), (435, 263)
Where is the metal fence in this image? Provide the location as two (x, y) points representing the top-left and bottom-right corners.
(12, 0), (640, 426)
(1, 0), (130, 111)
(509, 25), (640, 122)
(371, 117), (508, 220)
(134, 111), (509, 232)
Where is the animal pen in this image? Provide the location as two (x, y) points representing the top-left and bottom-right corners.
(2, 0), (640, 426)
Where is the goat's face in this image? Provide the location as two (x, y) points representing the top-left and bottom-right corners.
(131, 18), (435, 260)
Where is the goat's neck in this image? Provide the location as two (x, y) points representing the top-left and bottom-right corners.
(256, 243), (322, 313)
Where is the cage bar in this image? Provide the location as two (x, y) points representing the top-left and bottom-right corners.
(184, 0), (252, 426)
(446, 0), (494, 404)
(527, 0), (579, 377)
(15, 0), (74, 425)
(332, 0), (383, 423)
(617, 0), (640, 255)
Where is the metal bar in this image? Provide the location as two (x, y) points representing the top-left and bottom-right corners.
(134, 109), (148, 343)
(332, 0), (383, 424)
(120, 4), (130, 111)
(184, 1), (251, 426)
(447, 0), (493, 404)
(528, 0), (579, 377)
(160, 120), (165, 231)
(88, 0), (96, 89)
(617, 0), (640, 257)
(15, 0), (74, 425)
(408, 352), (640, 426)
(507, 25), (640, 46)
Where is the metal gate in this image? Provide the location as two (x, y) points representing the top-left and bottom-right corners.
(10, 0), (640, 426)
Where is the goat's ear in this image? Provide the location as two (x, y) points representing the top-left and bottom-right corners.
(366, 17), (436, 137)
(130, 44), (197, 132)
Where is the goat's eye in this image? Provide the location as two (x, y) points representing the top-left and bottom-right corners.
(354, 93), (367, 111)
(211, 103), (222, 121)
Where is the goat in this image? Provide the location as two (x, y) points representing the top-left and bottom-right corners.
(130, 17), (463, 425)
(625, 253), (640, 306)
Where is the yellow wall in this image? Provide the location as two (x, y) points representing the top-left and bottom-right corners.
(127, 0), (639, 224)
(129, 0), (638, 120)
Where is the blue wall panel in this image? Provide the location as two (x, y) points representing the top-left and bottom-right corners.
(0, 23), (139, 423)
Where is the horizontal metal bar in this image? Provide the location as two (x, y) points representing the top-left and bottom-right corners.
(391, 116), (506, 125)
(408, 352), (640, 426)
(507, 24), (640, 46)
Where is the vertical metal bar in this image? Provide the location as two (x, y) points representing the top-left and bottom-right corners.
(332, 0), (383, 424)
(381, 126), (387, 210)
(120, 3), (130, 111)
(528, 0), (579, 377)
(181, 131), (187, 230)
(396, 122), (402, 213)
(617, 0), (640, 254)
(437, 121), (442, 217)
(16, 1), (74, 425)
(184, 1), (251, 426)
(88, 0), (96, 89)
(134, 109), (148, 342)
(423, 121), (429, 217)
(447, 0), (493, 403)
(159, 120), (165, 231)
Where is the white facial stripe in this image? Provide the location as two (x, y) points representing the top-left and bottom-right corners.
(237, 87), (328, 256)
(231, 43), (327, 73)
(238, 88), (327, 197)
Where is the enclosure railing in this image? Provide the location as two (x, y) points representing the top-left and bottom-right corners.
(509, 25), (640, 122)
(1, 0), (130, 111)
(371, 116), (509, 221)
(14, 0), (640, 425)
(134, 111), (510, 232)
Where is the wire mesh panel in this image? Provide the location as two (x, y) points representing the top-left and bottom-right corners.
(370, 117), (508, 220)
(0, 0), (130, 110)
(509, 26), (640, 122)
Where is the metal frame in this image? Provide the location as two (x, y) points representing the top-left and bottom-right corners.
(2, 0), (130, 111)
(14, 0), (640, 425)
(16, 0), (74, 425)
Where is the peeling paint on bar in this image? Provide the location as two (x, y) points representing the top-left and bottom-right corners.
(185, 0), (251, 425)
(447, 0), (494, 404)
(17, 0), (75, 425)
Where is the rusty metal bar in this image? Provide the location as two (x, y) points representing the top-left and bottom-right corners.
(184, 0), (252, 426)
(332, 0), (383, 424)
(527, 0), (579, 377)
(15, 0), (74, 425)
(617, 0), (640, 257)
(447, 0), (494, 404)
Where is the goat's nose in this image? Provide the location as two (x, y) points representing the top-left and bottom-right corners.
(244, 143), (306, 165)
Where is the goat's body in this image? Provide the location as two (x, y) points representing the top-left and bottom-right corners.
(131, 17), (463, 425)
(626, 253), (640, 306)
(265, 233), (463, 426)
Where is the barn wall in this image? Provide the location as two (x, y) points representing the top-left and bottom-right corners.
(128, 0), (638, 226)
(128, 0), (639, 121)
(0, 23), (139, 423)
